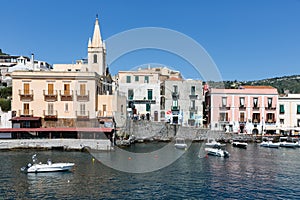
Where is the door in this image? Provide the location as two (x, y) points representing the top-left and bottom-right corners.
(23, 83), (30, 94)
(23, 103), (29, 115)
(80, 84), (86, 96)
(64, 84), (70, 95)
(154, 111), (158, 121)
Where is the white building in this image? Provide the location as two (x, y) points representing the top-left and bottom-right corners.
(278, 93), (300, 135)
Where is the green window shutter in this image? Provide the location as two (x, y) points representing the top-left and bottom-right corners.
(297, 105), (300, 114)
(148, 89), (153, 100)
(146, 104), (151, 111)
(280, 105), (285, 114)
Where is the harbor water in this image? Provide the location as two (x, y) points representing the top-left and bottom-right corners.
(1, 142), (300, 199)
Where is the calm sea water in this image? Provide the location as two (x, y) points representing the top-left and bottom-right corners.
(1, 142), (300, 199)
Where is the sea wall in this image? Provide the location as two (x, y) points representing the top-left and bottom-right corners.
(120, 120), (255, 142)
(0, 139), (112, 150)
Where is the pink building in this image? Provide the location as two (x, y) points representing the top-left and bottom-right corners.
(205, 86), (278, 134)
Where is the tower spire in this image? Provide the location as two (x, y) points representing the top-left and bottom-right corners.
(91, 15), (102, 47)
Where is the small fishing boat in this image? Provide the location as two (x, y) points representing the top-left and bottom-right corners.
(21, 154), (75, 173)
(232, 141), (248, 149)
(279, 137), (297, 148)
(205, 138), (225, 148)
(260, 141), (280, 148)
(205, 147), (230, 157)
(174, 138), (187, 149)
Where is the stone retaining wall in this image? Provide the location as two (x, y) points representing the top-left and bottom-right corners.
(0, 139), (112, 150)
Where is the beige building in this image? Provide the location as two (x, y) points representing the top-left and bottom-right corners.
(11, 17), (126, 130)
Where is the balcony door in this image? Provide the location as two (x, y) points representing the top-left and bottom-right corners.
(80, 84), (86, 96)
(48, 84), (54, 95)
(23, 83), (30, 94)
(64, 84), (70, 95)
(23, 103), (29, 115)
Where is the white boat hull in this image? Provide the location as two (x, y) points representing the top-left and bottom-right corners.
(260, 141), (280, 148)
(175, 144), (187, 149)
(22, 162), (75, 173)
(205, 147), (229, 157)
(232, 141), (248, 149)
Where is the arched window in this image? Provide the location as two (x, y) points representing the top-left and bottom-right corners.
(93, 54), (97, 63)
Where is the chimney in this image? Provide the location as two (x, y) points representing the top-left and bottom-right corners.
(31, 53), (35, 71)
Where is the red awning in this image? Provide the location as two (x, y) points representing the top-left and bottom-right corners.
(0, 127), (113, 133)
(10, 117), (41, 121)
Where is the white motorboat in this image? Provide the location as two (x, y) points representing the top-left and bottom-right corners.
(232, 141), (248, 149)
(205, 138), (225, 148)
(260, 141), (280, 148)
(292, 138), (300, 147)
(21, 154), (75, 173)
(174, 138), (187, 149)
(205, 147), (230, 157)
(279, 137), (297, 148)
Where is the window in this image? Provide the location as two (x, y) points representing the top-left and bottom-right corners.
(252, 113), (260, 123)
(280, 119), (284, 125)
(67, 69), (71, 72)
(222, 97), (227, 107)
(126, 76), (131, 83)
(191, 100), (195, 109)
(48, 103), (54, 115)
(173, 85), (178, 93)
(48, 84), (54, 95)
(64, 84), (70, 95)
(172, 100), (178, 107)
(160, 111), (165, 119)
(191, 86), (196, 95)
(121, 105), (124, 115)
(80, 104), (86, 115)
(268, 97), (273, 108)
(103, 104), (107, 116)
(240, 112), (245, 122)
(280, 104), (285, 114)
(65, 103), (69, 112)
(146, 104), (151, 112)
(135, 76), (139, 82)
(23, 83), (30, 94)
(266, 113), (274, 123)
(23, 103), (29, 115)
(80, 84), (86, 96)
(190, 112), (195, 119)
(253, 97), (258, 108)
(298, 119), (300, 127)
(297, 105), (300, 114)
(219, 113), (228, 121)
(240, 97), (245, 107)
(128, 89), (134, 100)
(144, 76), (149, 83)
(147, 89), (153, 100)
(93, 54), (97, 63)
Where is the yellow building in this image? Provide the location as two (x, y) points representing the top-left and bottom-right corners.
(11, 17), (126, 132)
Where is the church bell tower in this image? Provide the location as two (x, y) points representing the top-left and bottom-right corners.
(88, 15), (106, 75)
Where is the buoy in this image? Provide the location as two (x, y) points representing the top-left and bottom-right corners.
(92, 158), (95, 163)
(128, 157), (132, 160)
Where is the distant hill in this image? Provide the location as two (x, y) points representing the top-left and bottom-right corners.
(207, 75), (300, 94)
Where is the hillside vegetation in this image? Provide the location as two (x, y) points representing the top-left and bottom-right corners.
(207, 75), (300, 94)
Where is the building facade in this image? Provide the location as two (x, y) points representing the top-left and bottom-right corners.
(11, 17), (125, 131)
(206, 86), (278, 134)
(278, 94), (300, 135)
(162, 78), (203, 126)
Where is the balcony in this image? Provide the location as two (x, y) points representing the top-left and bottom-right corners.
(239, 105), (246, 110)
(97, 110), (114, 118)
(265, 119), (276, 125)
(189, 94), (198, 99)
(19, 90), (33, 101)
(171, 106), (180, 111)
(18, 110), (33, 117)
(43, 90), (58, 101)
(219, 105), (230, 110)
(265, 105), (276, 111)
(172, 92), (180, 99)
(189, 106), (198, 112)
(76, 111), (89, 120)
(76, 90), (90, 101)
(60, 90), (73, 101)
(252, 105), (260, 110)
(43, 110), (58, 120)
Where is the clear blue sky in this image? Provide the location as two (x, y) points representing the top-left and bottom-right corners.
(1, 0), (300, 81)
